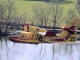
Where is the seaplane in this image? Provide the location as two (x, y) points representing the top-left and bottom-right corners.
(8, 18), (80, 44)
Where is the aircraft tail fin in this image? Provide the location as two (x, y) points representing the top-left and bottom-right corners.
(59, 18), (79, 42)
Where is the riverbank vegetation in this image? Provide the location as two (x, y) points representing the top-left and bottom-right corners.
(0, 0), (80, 36)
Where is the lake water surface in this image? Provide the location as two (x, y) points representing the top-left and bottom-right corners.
(0, 37), (80, 60)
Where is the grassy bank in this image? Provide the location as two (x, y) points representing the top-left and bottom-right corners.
(0, 0), (78, 27)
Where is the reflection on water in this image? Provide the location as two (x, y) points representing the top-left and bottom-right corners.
(0, 37), (80, 60)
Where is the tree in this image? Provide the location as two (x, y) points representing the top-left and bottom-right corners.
(75, 3), (80, 28)
(6, 0), (17, 22)
(0, 0), (17, 33)
(0, 1), (7, 22)
(14, 13), (27, 24)
(66, 9), (77, 24)
(5, 0), (17, 33)
(51, 2), (63, 29)
(33, 4), (52, 27)
(76, 3), (80, 16)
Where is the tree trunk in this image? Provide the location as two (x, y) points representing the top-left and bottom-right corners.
(53, 19), (56, 29)
(45, 21), (47, 27)
(5, 23), (9, 34)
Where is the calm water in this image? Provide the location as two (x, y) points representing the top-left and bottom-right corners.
(0, 37), (80, 60)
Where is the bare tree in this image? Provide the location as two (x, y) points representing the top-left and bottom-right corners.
(6, 0), (17, 22)
(14, 13), (27, 24)
(33, 4), (52, 27)
(5, 0), (17, 33)
(75, 3), (80, 28)
(51, 2), (63, 29)
(76, 3), (80, 16)
(66, 9), (77, 24)
(0, 0), (17, 34)
(33, 5), (44, 26)
(0, 1), (7, 22)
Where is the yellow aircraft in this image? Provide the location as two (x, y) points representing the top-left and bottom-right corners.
(8, 18), (79, 44)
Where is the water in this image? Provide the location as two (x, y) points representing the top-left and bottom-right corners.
(0, 37), (80, 60)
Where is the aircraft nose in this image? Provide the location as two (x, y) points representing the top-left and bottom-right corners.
(8, 36), (18, 40)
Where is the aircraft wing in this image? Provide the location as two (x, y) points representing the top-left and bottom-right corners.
(38, 32), (46, 36)
(75, 30), (80, 32)
(46, 29), (62, 31)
